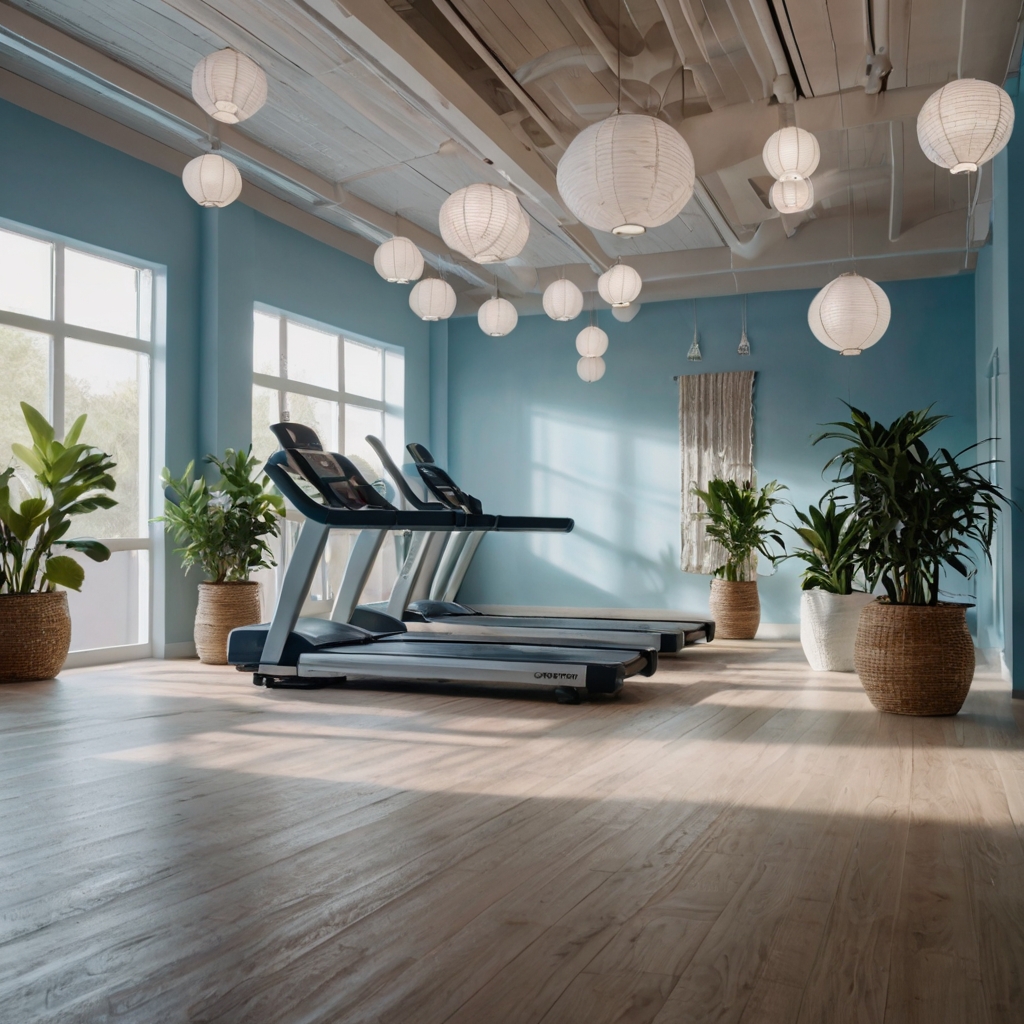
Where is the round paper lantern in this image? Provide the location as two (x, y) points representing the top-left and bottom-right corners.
(542, 279), (584, 321)
(808, 273), (891, 355)
(577, 356), (606, 382)
(917, 79), (1015, 173)
(182, 153), (242, 207)
(612, 303), (640, 323)
(575, 325), (609, 357)
(556, 113), (695, 235)
(439, 184), (529, 263)
(770, 178), (814, 213)
(191, 49), (268, 124)
(598, 264), (642, 307)
(409, 278), (456, 321)
(373, 237), (423, 283)
(478, 297), (518, 336)
(762, 127), (820, 181)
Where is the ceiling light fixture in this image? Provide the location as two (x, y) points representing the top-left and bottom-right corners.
(438, 184), (529, 263)
(808, 273), (890, 355)
(373, 237), (424, 283)
(191, 49), (268, 124)
(182, 153), (242, 207)
(409, 278), (456, 321)
(770, 178), (814, 213)
(575, 325), (609, 357)
(542, 279), (584, 321)
(762, 126), (820, 181)
(478, 296), (518, 336)
(598, 264), (642, 307)
(577, 356), (606, 382)
(917, 79), (1015, 174)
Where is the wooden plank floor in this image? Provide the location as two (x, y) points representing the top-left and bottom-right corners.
(1, 640), (1023, 1023)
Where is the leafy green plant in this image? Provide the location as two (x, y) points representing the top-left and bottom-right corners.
(158, 447), (285, 583)
(816, 405), (1007, 605)
(0, 403), (116, 593)
(788, 499), (865, 594)
(692, 478), (787, 581)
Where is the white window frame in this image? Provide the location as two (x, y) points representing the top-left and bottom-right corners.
(0, 217), (159, 666)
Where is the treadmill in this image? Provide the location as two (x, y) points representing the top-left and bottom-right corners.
(227, 423), (656, 702)
(361, 435), (715, 652)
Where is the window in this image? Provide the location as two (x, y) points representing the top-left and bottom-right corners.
(0, 224), (155, 657)
(251, 307), (405, 613)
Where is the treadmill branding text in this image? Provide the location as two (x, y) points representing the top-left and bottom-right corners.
(534, 672), (581, 680)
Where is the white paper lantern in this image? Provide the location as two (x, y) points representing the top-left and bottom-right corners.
(612, 303), (640, 323)
(192, 49), (268, 124)
(478, 297), (518, 336)
(438, 184), (529, 263)
(762, 127), (820, 181)
(577, 356), (606, 382)
(808, 273), (891, 355)
(575, 325), (609, 357)
(542, 279), (584, 321)
(373, 237), (424, 283)
(598, 264), (642, 307)
(770, 178), (814, 213)
(182, 154), (242, 207)
(917, 79), (1015, 173)
(409, 278), (456, 321)
(556, 113), (695, 235)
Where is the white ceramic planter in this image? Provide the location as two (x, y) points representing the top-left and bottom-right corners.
(800, 590), (875, 672)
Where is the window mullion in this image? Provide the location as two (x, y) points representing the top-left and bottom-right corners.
(279, 314), (287, 422)
(52, 243), (65, 440)
(338, 334), (345, 455)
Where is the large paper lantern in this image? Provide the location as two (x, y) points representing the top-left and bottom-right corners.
(762, 127), (820, 181)
(373, 237), (423, 283)
(182, 154), (242, 207)
(439, 184), (529, 263)
(575, 325), (609, 357)
(917, 79), (1015, 173)
(577, 356), (606, 382)
(542, 279), (584, 321)
(598, 264), (642, 307)
(478, 297), (518, 336)
(191, 49), (268, 124)
(770, 178), (814, 213)
(409, 278), (456, 321)
(556, 113), (695, 235)
(808, 273), (890, 355)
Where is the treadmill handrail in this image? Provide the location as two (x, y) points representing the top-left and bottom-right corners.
(365, 435), (444, 511)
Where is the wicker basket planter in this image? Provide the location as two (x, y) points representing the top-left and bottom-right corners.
(800, 590), (875, 672)
(0, 591), (73, 682)
(854, 600), (974, 715)
(709, 579), (760, 639)
(194, 582), (262, 665)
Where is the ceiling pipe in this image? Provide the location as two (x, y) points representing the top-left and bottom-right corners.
(747, 0), (798, 103)
(865, 0), (892, 94)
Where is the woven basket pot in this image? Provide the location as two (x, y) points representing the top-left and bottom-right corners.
(709, 579), (760, 640)
(854, 601), (974, 716)
(0, 591), (72, 682)
(194, 582), (262, 665)
(800, 590), (875, 672)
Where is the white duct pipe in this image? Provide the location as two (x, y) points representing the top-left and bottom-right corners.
(747, 0), (797, 103)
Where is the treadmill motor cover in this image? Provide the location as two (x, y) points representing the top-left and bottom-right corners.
(228, 617), (399, 668)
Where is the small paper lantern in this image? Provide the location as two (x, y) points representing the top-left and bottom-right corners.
(557, 113), (695, 235)
(542, 279), (584, 321)
(478, 297), (518, 336)
(770, 178), (814, 213)
(575, 325), (609, 357)
(182, 153), (242, 207)
(409, 278), (456, 321)
(577, 356), (606, 382)
(373, 237), (424, 283)
(917, 79), (1015, 173)
(598, 264), (642, 307)
(762, 127), (820, 181)
(808, 273), (890, 355)
(439, 184), (529, 263)
(612, 304), (640, 323)
(191, 49), (268, 124)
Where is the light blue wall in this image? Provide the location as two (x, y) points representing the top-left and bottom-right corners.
(447, 279), (977, 624)
(0, 97), (432, 648)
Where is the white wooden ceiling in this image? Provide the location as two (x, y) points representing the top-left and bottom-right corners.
(0, 0), (1019, 309)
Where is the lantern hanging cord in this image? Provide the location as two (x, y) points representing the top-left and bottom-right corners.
(616, 0), (622, 113)
(823, 0), (854, 262)
(957, 0), (967, 80)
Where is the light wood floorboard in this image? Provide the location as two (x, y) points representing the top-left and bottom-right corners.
(1, 640), (1022, 1023)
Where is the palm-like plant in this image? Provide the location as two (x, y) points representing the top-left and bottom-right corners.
(789, 499), (864, 594)
(691, 478), (786, 581)
(0, 403), (116, 593)
(816, 405), (1006, 605)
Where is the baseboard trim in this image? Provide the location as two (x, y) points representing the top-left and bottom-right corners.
(755, 623), (800, 640)
(161, 641), (197, 660)
(63, 643), (151, 669)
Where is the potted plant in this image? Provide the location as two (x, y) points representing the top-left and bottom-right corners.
(817, 405), (1006, 715)
(0, 403), (116, 681)
(159, 447), (285, 664)
(692, 478), (786, 639)
(789, 499), (873, 671)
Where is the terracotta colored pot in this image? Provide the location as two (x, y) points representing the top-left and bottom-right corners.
(854, 600), (974, 716)
(194, 582), (262, 665)
(0, 591), (72, 681)
(709, 579), (760, 639)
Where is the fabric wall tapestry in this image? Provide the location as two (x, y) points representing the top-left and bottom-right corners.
(679, 370), (755, 574)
